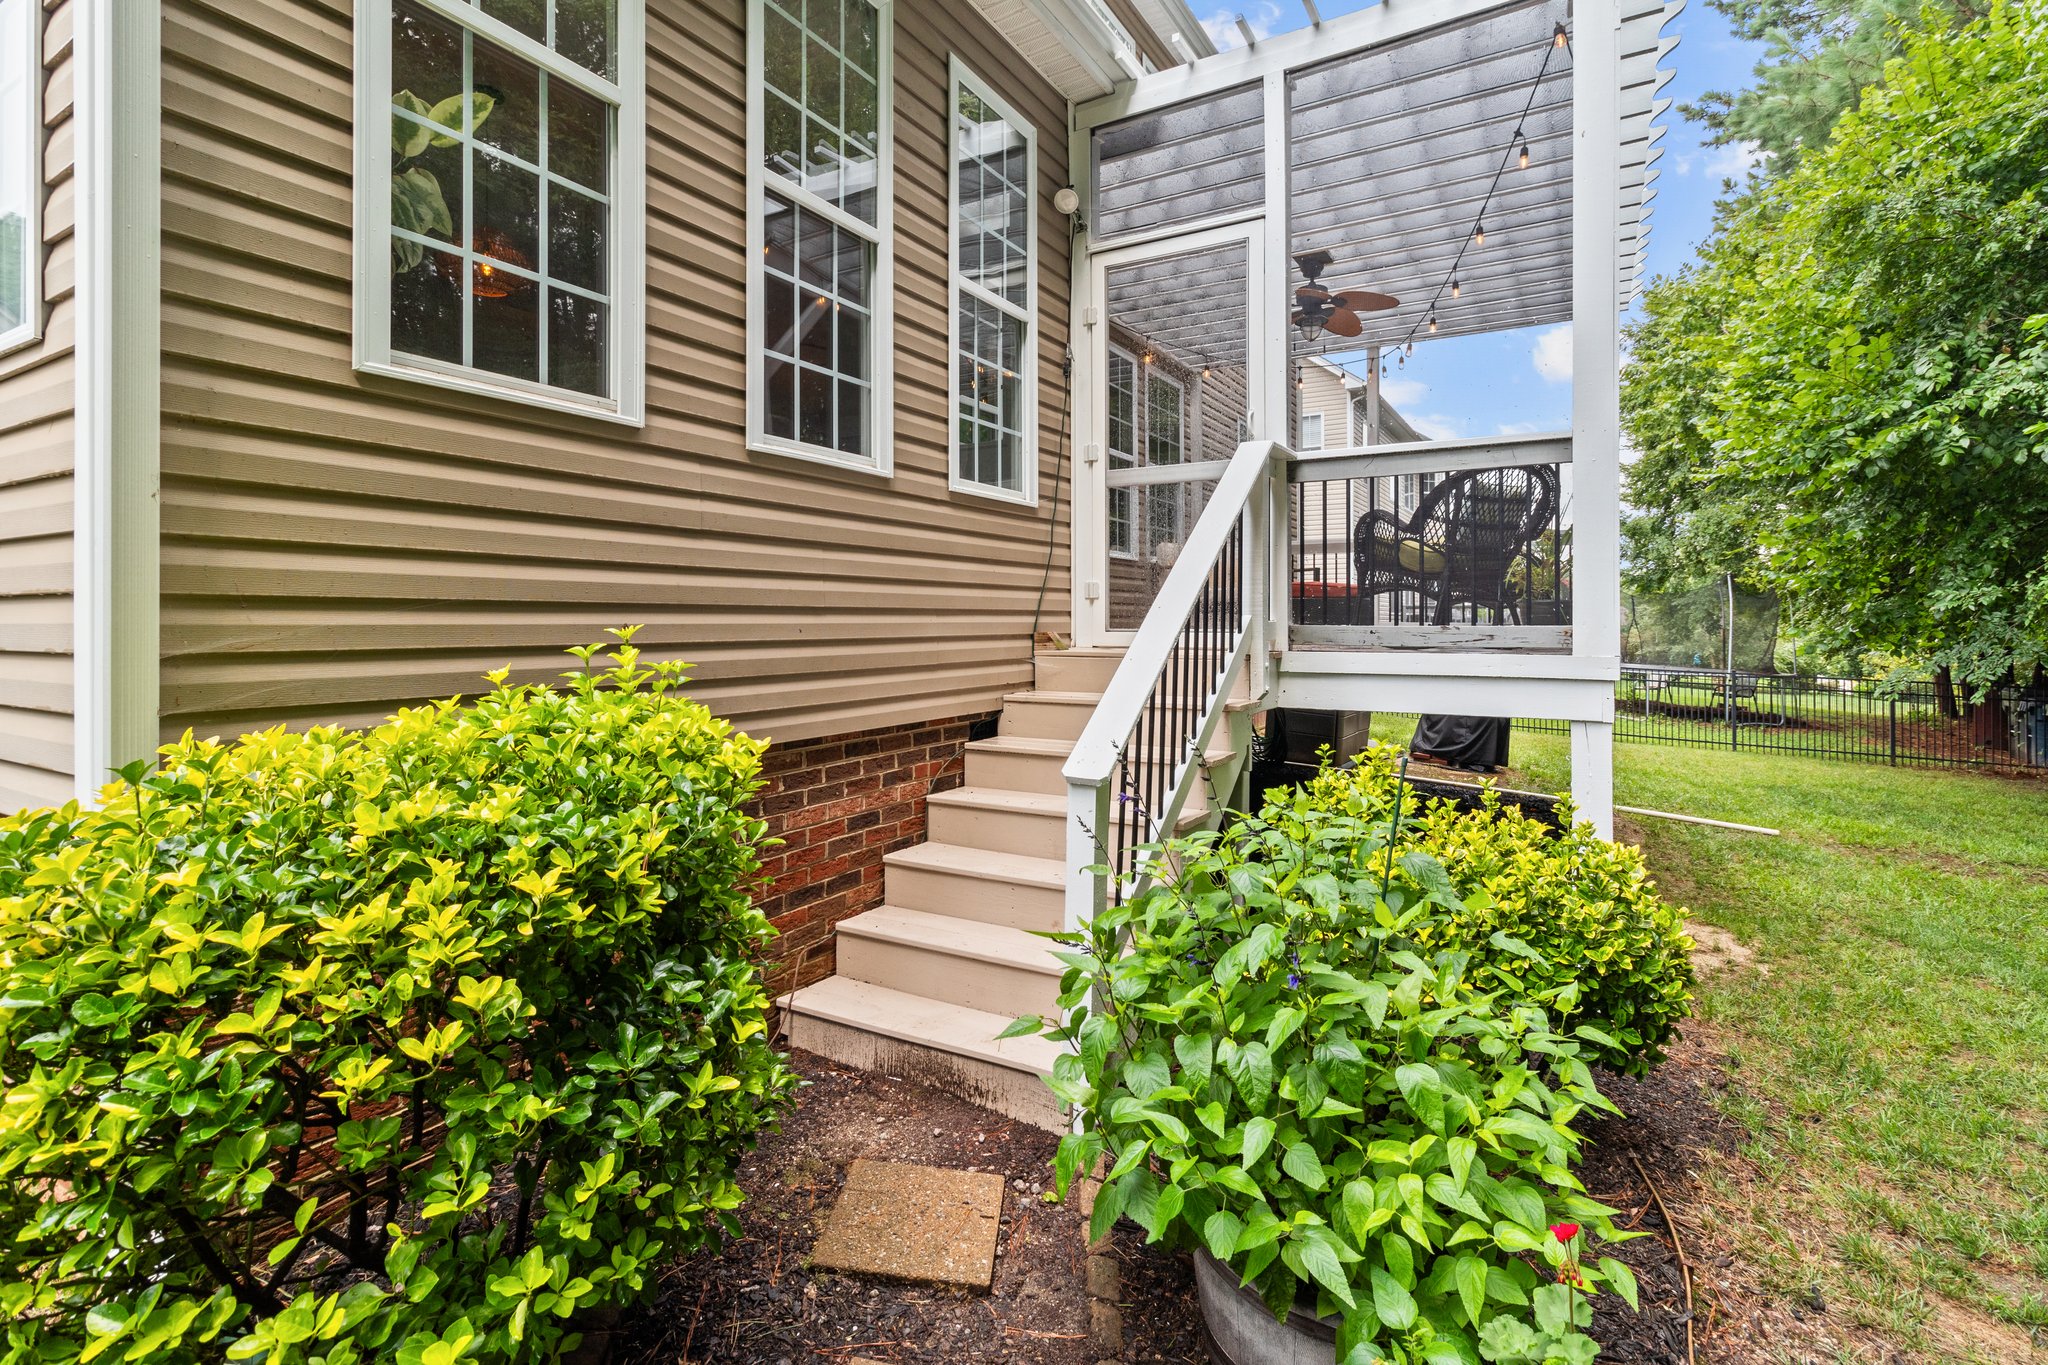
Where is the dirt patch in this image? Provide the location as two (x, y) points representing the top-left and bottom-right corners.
(1685, 921), (1756, 980)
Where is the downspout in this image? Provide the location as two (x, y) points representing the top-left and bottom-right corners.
(72, 0), (161, 802)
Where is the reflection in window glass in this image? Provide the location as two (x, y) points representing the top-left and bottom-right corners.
(386, 0), (616, 397)
(950, 69), (1033, 497)
(1107, 350), (1137, 555)
(0, 0), (35, 346)
(751, 0), (887, 464)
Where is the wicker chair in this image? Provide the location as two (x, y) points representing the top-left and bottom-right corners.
(1352, 466), (1559, 625)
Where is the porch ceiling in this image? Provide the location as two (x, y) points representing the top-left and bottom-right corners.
(1092, 0), (1681, 363)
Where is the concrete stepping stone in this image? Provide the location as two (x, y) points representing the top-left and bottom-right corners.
(809, 1159), (1004, 1289)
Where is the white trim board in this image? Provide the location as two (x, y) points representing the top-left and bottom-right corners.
(71, 0), (161, 801)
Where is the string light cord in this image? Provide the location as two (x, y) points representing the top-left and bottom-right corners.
(1396, 21), (1572, 352)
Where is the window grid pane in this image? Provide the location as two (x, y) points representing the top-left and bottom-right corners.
(389, 0), (615, 398)
(761, 0), (880, 226)
(948, 74), (1032, 496)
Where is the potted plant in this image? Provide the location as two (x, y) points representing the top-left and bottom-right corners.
(1007, 798), (1646, 1364)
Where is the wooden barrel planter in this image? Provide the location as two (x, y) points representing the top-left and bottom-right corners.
(1194, 1250), (1340, 1365)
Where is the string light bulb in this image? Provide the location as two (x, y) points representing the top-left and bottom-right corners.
(1553, 21), (1567, 47)
(1518, 140), (1530, 170)
(1202, 364), (1211, 378)
(1428, 314), (1439, 334)
(1405, 341), (1414, 357)
(1451, 277), (1461, 298)
(1474, 221), (1485, 246)
(1142, 350), (1154, 365)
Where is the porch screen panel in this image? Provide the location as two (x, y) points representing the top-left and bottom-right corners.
(1091, 83), (1263, 242)
(1103, 239), (1250, 630)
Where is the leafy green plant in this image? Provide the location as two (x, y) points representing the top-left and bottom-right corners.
(391, 86), (496, 272)
(1300, 748), (1695, 1075)
(0, 633), (797, 1364)
(1008, 794), (1647, 1364)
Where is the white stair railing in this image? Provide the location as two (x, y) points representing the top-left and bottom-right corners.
(1061, 439), (1289, 930)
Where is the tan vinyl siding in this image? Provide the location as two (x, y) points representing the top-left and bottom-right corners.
(0, 0), (75, 812)
(158, 0), (1073, 748)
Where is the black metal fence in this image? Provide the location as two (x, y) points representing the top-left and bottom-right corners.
(1496, 666), (2048, 770)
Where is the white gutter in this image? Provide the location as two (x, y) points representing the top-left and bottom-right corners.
(71, 0), (160, 802)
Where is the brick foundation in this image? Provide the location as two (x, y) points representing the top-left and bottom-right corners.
(751, 712), (996, 995)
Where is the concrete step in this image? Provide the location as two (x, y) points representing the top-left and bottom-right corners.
(785, 976), (1067, 1131)
(1033, 646), (1127, 694)
(997, 690), (1101, 741)
(926, 785), (1066, 859)
(883, 841), (1065, 932)
(834, 907), (1064, 1017)
(965, 733), (1237, 805)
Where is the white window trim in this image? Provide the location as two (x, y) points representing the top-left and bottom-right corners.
(744, 0), (895, 475)
(351, 0), (648, 425)
(945, 57), (1036, 507)
(1298, 410), (1323, 451)
(0, 0), (43, 358)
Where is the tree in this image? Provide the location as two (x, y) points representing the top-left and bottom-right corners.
(1622, 3), (2048, 694)
(1682, 0), (1979, 168)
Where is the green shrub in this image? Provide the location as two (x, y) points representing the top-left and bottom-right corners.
(0, 634), (798, 1365)
(1302, 747), (1695, 1073)
(1010, 798), (1647, 1364)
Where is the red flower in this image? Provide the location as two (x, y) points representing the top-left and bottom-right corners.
(1549, 1222), (1580, 1243)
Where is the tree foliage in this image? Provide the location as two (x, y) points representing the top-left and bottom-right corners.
(1682, 0), (1978, 167)
(1622, 3), (2048, 691)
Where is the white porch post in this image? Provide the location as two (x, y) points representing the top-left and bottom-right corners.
(1066, 115), (1100, 645)
(1569, 0), (1622, 839)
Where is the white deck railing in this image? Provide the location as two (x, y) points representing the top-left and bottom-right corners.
(1060, 439), (1290, 929)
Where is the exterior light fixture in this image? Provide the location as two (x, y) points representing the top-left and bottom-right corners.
(1202, 365), (1212, 378)
(1142, 350), (1154, 364)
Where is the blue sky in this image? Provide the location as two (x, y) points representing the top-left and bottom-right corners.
(1221, 0), (1767, 437)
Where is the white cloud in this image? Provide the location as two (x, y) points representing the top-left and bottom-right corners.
(1531, 324), (1572, 384)
(1495, 420), (1546, 436)
(1410, 414), (1463, 441)
(1704, 140), (1765, 180)
(1200, 1), (1280, 50)
(1377, 376), (1429, 408)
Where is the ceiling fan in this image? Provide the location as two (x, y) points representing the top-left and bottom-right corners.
(1291, 248), (1397, 342)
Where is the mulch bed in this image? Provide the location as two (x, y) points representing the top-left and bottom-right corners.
(614, 1027), (1842, 1364)
(612, 1049), (1204, 1364)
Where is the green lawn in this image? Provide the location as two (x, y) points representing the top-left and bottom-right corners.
(1371, 717), (2048, 1359)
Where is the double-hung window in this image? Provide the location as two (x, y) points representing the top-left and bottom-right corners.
(1298, 410), (1323, 451)
(947, 61), (1034, 503)
(747, 0), (893, 470)
(1105, 346), (1187, 561)
(0, 0), (39, 356)
(355, 0), (646, 422)
(1106, 346), (1137, 556)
